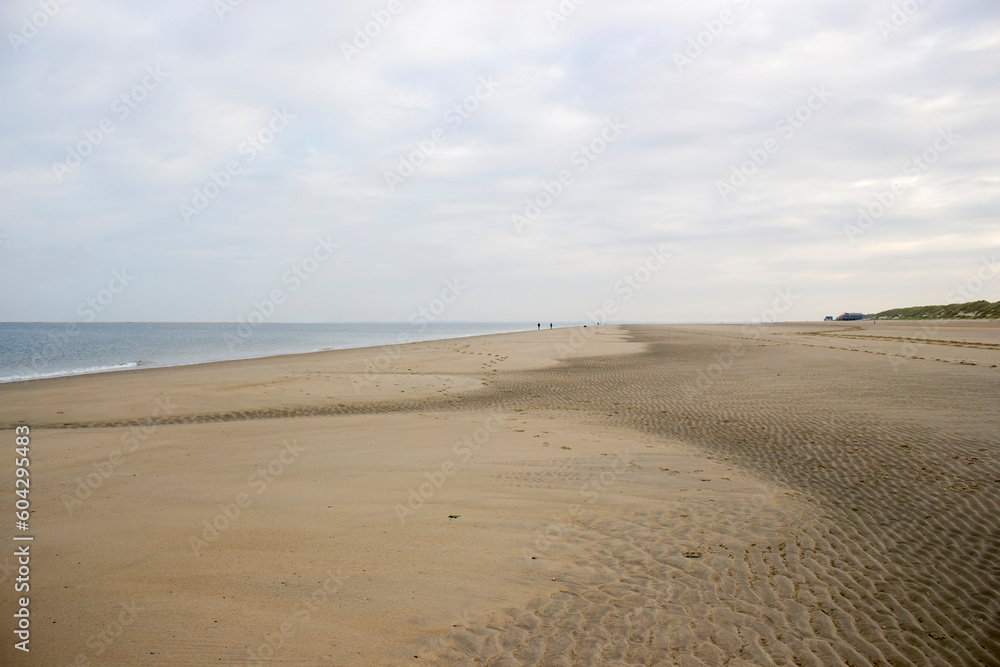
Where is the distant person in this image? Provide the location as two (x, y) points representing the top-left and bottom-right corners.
(549, 323), (553, 329)
(537, 323), (540, 330)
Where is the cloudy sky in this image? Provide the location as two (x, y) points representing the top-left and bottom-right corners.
(1, 0), (998, 323)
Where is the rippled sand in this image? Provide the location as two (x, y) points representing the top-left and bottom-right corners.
(1, 322), (997, 665)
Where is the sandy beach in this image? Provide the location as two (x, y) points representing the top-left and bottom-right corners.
(1, 322), (999, 665)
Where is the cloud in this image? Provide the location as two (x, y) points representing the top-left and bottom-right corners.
(1, 0), (998, 322)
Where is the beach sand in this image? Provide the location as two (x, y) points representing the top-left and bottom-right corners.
(1, 322), (998, 665)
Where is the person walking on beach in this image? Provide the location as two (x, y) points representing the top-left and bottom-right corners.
(537, 323), (540, 330)
(550, 323), (553, 329)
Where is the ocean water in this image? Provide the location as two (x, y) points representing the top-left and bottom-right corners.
(0, 322), (542, 384)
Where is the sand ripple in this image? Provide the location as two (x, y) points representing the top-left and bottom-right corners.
(16, 324), (1000, 664)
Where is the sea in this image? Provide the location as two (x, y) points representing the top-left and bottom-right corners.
(0, 322), (549, 384)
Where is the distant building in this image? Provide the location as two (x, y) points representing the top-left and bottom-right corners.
(824, 316), (834, 321)
(835, 312), (865, 321)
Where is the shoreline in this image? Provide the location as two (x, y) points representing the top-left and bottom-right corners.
(0, 322), (553, 386)
(8, 317), (998, 386)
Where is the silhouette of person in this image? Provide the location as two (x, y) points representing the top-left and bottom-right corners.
(537, 323), (540, 330)
(549, 323), (553, 329)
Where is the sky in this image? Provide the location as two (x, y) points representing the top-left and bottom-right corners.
(1, 0), (998, 323)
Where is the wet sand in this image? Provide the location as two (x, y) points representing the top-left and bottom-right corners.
(1, 322), (998, 665)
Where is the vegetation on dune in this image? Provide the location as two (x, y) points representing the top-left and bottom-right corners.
(865, 300), (1000, 320)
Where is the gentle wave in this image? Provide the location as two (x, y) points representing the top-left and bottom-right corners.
(0, 362), (141, 384)
(0, 323), (543, 385)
